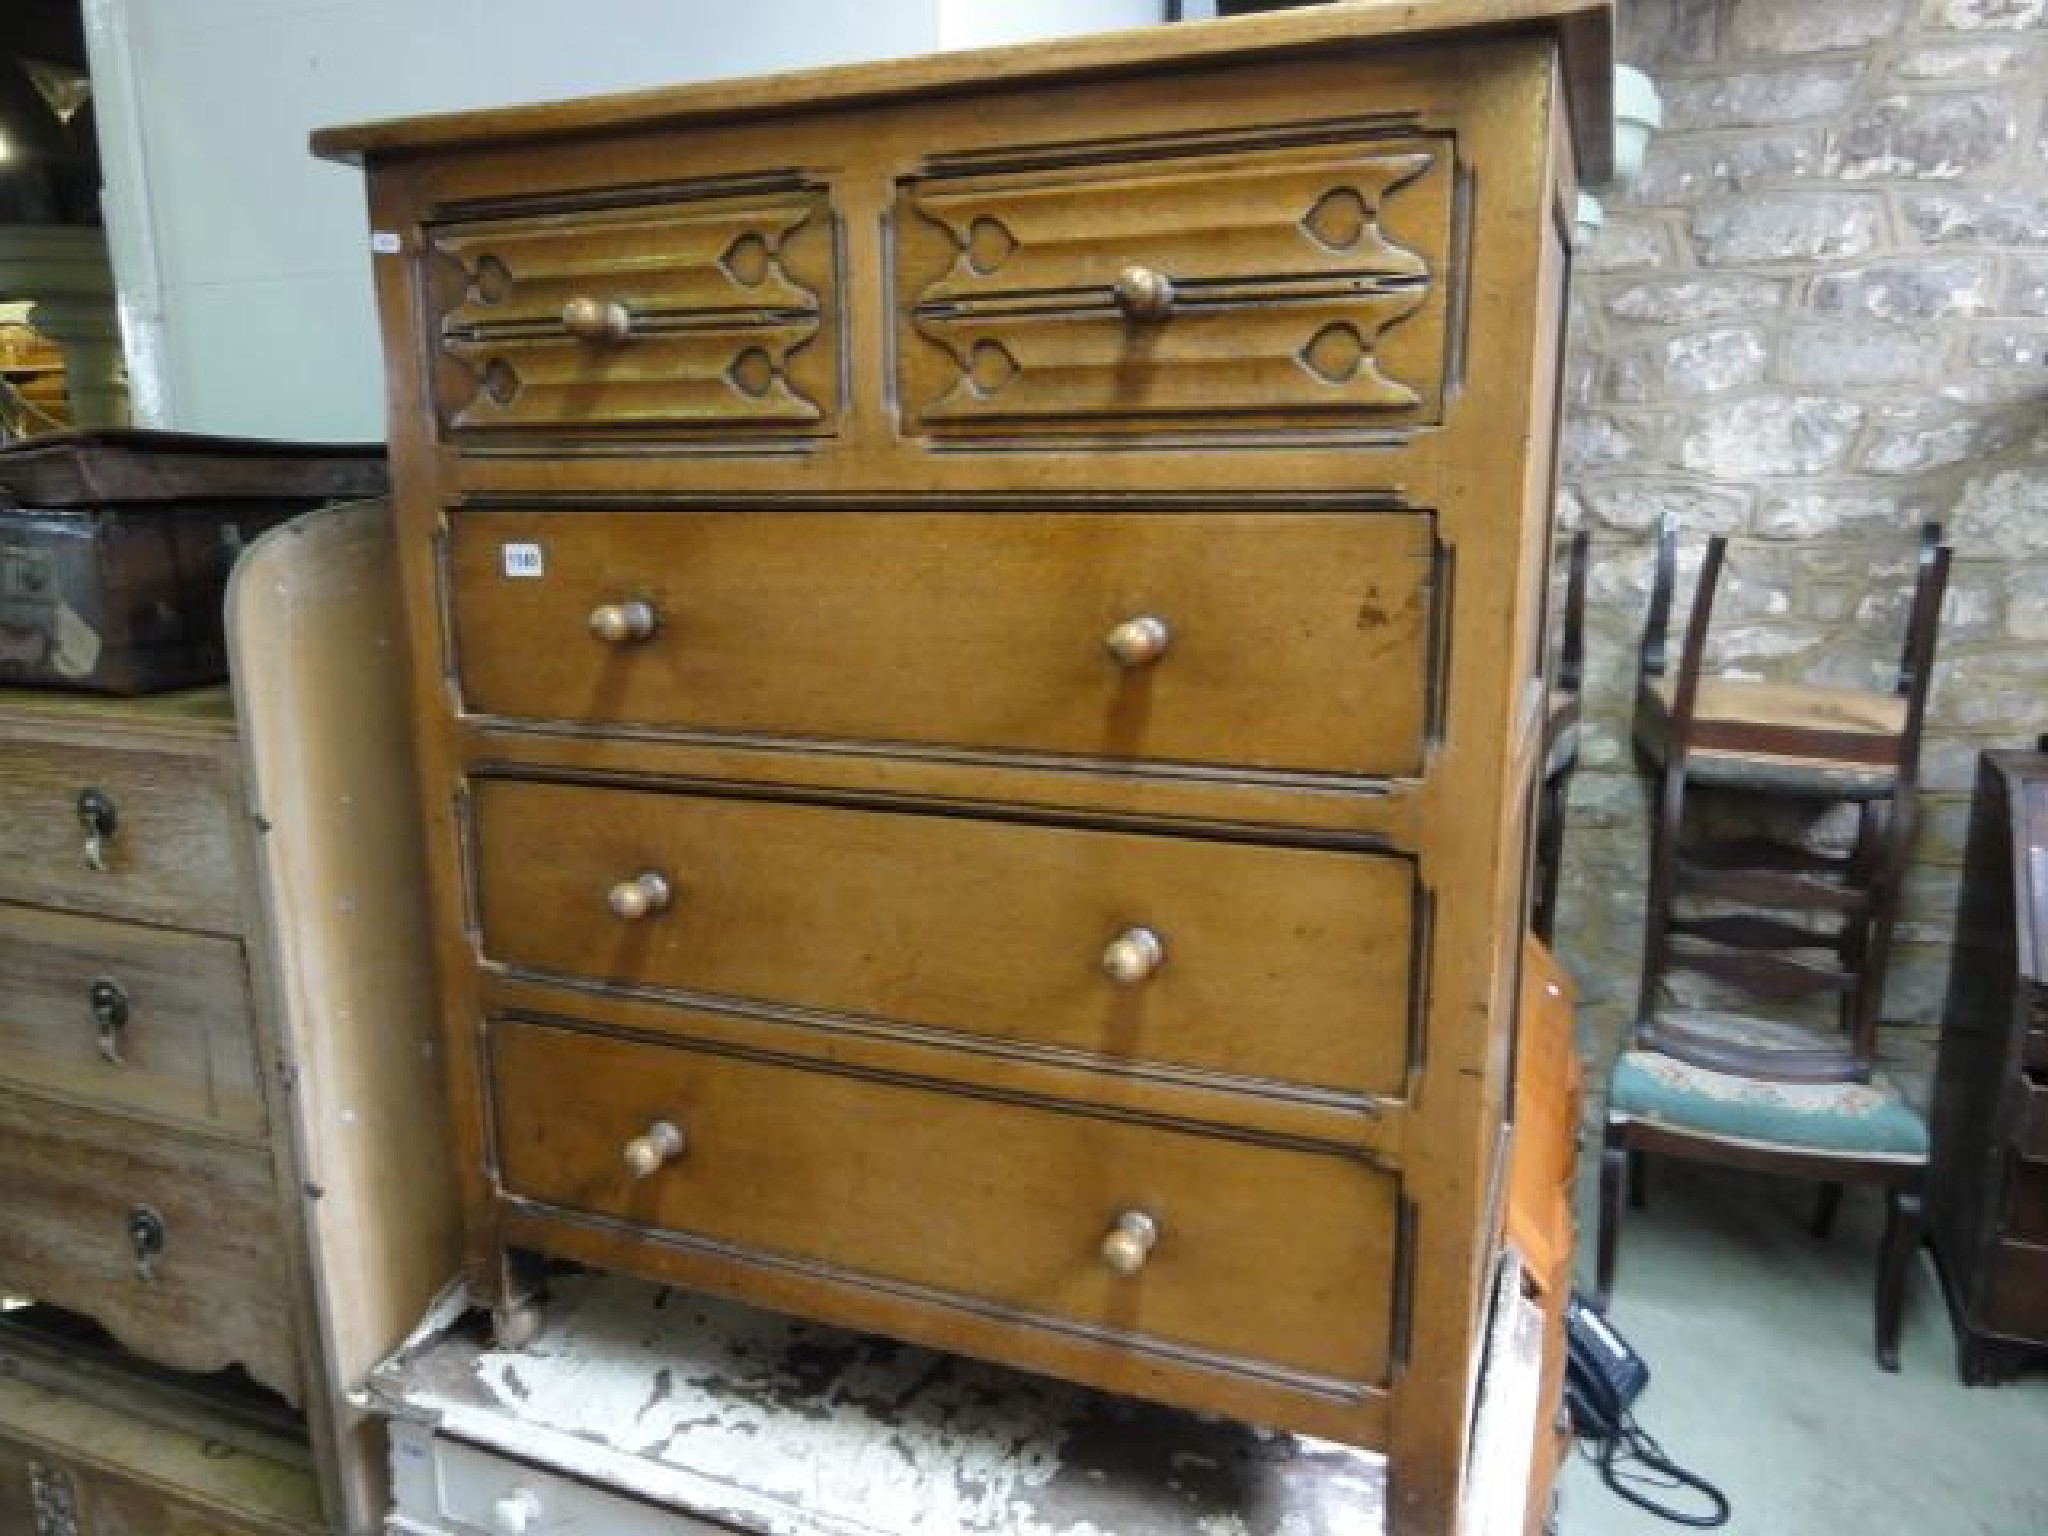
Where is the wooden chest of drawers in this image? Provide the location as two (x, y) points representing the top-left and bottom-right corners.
(0, 501), (460, 1534)
(316, 8), (1610, 1531)
(1930, 750), (2048, 1382)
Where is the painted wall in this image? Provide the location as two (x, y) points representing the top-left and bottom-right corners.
(84, 0), (1161, 439)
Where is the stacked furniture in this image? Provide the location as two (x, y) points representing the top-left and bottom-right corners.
(0, 492), (457, 1534)
(1930, 749), (2048, 1384)
(316, 6), (1611, 1530)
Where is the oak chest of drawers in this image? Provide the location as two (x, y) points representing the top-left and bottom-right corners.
(316, 7), (1610, 1531)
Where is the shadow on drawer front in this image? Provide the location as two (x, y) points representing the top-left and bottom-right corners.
(471, 777), (1416, 1098)
(0, 1090), (299, 1403)
(895, 130), (1452, 442)
(447, 505), (1435, 779)
(426, 183), (840, 442)
(489, 1017), (1397, 1388)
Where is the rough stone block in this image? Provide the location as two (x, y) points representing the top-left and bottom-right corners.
(1809, 254), (1995, 321)
(1967, 329), (2048, 367)
(1953, 469), (2048, 555)
(1692, 192), (1885, 264)
(1660, 64), (1863, 131)
(1581, 214), (1677, 273)
(1755, 487), (1930, 539)
(2007, 254), (2048, 314)
(1827, 92), (2015, 180)
(1605, 275), (1787, 326)
(1679, 395), (1862, 475)
(1857, 408), (2020, 474)
(1563, 413), (1643, 472)
(1610, 326), (1769, 401)
(1581, 479), (1753, 535)
(1937, 370), (2048, 407)
(1730, 0), (1904, 54)
(1920, 0), (2047, 28)
(2006, 566), (2048, 639)
(1777, 325), (1945, 386)
(1619, 0), (1719, 67)
(1906, 191), (2048, 244)
(1891, 39), (2027, 78)
(1634, 130), (1821, 204)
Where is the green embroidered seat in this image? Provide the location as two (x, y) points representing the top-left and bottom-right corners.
(1608, 1048), (1928, 1162)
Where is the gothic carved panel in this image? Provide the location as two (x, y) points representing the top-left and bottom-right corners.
(894, 133), (1452, 440)
(427, 184), (839, 439)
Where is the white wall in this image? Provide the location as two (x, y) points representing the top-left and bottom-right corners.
(87, 0), (1161, 440)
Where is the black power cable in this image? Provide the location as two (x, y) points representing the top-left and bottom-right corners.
(1576, 1408), (1731, 1528)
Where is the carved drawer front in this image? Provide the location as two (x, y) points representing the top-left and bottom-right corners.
(448, 506), (1433, 778)
(491, 1017), (1398, 1387)
(473, 777), (1415, 1098)
(0, 1090), (299, 1406)
(894, 131), (1451, 441)
(425, 184), (840, 440)
(0, 904), (264, 1142)
(0, 733), (238, 934)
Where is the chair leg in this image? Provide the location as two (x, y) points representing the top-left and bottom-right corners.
(1628, 1146), (1648, 1210)
(1596, 1120), (1627, 1311)
(1812, 1181), (1843, 1239)
(1875, 1183), (1923, 1372)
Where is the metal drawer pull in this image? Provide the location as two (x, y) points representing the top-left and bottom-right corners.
(588, 599), (658, 644)
(622, 1119), (686, 1179)
(1100, 1210), (1159, 1276)
(561, 295), (633, 344)
(1113, 264), (1175, 322)
(89, 978), (129, 1065)
(127, 1204), (166, 1283)
(606, 870), (672, 921)
(1101, 926), (1166, 986)
(75, 787), (117, 872)
(1104, 614), (1171, 669)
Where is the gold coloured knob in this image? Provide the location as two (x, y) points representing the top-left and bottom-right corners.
(606, 871), (672, 921)
(621, 1120), (685, 1178)
(1104, 614), (1171, 669)
(561, 295), (633, 344)
(1100, 1210), (1159, 1276)
(588, 599), (658, 644)
(1112, 265), (1176, 322)
(1101, 926), (1166, 986)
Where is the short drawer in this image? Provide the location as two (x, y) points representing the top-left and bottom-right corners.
(425, 183), (840, 441)
(448, 506), (1434, 779)
(0, 1089), (300, 1405)
(398, 1427), (728, 1536)
(0, 730), (240, 933)
(0, 902), (265, 1141)
(2008, 1158), (2048, 1244)
(473, 778), (1415, 1098)
(2016, 1072), (2048, 1164)
(489, 1018), (1398, 1388)
(894, 130), (1451, 441)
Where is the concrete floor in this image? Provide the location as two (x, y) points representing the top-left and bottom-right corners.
(1556, 1158), (2048, 1536)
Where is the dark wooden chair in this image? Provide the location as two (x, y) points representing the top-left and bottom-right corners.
(1531, 529), (1589, 944)
(1597, 518), (1952, 1370)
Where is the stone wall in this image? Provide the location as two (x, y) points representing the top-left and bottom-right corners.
(1557, 0), (2048, 1059)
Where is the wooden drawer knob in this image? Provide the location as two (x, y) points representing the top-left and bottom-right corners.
(1101, 926), (1165, 986)
(1113, 264), (1176, 323)
(1104, 614), (1171, 669)
(622, 1119), (686, 1179)
(561, 295), (633, 344)
(1100, 1210), (1159, 1276)
(588, 599), (658, 644)
(491, 1488), (543, 1535)
(606, 870), (672, 921)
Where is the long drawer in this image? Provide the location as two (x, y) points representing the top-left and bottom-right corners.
(447, 506), (1434, 779)
(489, 1017), (1398, 1388)
(0, 1089), (299, 1404)
(472, 777), (1416, 1098)
(0, 729), (239, 933)
(0, 901), (265, 1141)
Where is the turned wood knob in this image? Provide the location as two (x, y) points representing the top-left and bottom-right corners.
(1104, 614), (1171, 669)
(622, 1120), (686, 1179)
(1101, 926), (1165, 986)
(606, 870), (672, 921)
(588, 599), (658, 644)
(1112, 265), (1176, 322)
(1100, 1210), (1159, 1276)
(561, 295), (633, 344)
(491, 1487), (543, 1535)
